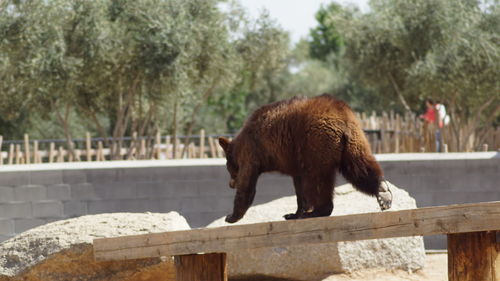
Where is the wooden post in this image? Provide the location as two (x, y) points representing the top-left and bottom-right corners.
(8, 144), (14, 165)
(48, 142), (55, 163)
(174, 138), (180, 159)
(395, 115), (401, 153)
(86, 132), (92, 161)
(24, 134), (30, 164)
(483, 144), (489, 152)
(155, 132), (161, 160)
(199, 129), (205, 158)
(139, 138), (146, 159)
(165, 136), (172, 159)
(448, 231), (499, 281)
(208, 137), (216, 158)
(97, 141), (104, 161)
(174, 253), (227, 281)
(33, 140), (39, 163)
(0, 136), (3, 165)
(15, 144), (21, 164)
(57, 146), (64, 162)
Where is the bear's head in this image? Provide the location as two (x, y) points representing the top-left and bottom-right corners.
(219, 137), (238, 189)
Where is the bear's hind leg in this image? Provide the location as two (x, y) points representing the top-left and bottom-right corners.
(299, 174), (334, 219)
(284, 176), (309, 220)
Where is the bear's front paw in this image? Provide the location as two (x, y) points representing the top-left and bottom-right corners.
(283, 213), (299, 220)
(225, 214), (240, 223)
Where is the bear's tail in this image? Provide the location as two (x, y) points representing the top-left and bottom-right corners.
(339, 125), (382, 196)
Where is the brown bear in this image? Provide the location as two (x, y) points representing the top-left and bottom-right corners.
(218, 94), (392, 223)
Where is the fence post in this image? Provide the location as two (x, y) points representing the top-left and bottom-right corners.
(85, 132), (92, 161)
(174, 138), (180, 159)
(208, 137), (216, 158)
(155, 131), (161, 160)
(8, 144), (14, 165)
(33, 140), (39, 163)
(0, 136), (3, 165)
(165, 136), (171, 159)
(199, 129), (206, 158)
(394, 115), (401, 153)
(97, 141), (104, 161)
(48, 142), (55, 163)
(15, 144), (21, 164)
(482, 144), (488, 152)
(57, 146), (64, 162)
(24, 134), (30, 164)
(139, 139), (146, 159)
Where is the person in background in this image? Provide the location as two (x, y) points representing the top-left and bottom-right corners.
(420, 99), (436, 124)
(420, 98), (449, 152)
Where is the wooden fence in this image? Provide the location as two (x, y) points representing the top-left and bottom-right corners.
(0, 112), (498, 165)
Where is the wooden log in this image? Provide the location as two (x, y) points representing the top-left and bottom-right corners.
(448, 231), (499, 281)
(175, 253), (227, 281)
(199, 129), (206, 158)
(24, 134), (30, 164)
(94, 201), (500, 261)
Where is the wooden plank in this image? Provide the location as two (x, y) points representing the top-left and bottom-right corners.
(448, 231), (499, 281)
(175, 253), (227, 281)
(94, 201), (500, 261)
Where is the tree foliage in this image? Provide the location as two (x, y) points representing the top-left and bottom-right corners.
(0, 0), (291, 143)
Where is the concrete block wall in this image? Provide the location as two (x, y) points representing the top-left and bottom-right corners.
(0, 153), (498, 249)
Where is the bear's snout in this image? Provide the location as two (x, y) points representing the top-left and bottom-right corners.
(229, 179), (236, 189)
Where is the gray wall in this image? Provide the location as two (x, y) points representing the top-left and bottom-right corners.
(0, 153), (498, 249)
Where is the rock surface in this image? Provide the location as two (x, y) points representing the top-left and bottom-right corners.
(208, 181), (426, 281)
(0, 212), (190, 281)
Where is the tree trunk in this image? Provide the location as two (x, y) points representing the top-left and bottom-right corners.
(55, 103), (77, 160)
(171, 97), (179, 159)
(180, 78), (220, 157)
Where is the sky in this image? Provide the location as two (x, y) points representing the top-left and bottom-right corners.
(238, 0), (369, 43)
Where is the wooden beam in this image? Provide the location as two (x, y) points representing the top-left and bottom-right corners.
(94, 201), (500, 261)
(175, 253), (227, 281)
(448, 231), (499, 281)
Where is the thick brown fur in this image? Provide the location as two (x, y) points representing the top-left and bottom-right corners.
(219, 94), (389, 223)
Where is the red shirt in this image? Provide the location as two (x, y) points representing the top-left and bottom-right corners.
(422, 107), (435, 123)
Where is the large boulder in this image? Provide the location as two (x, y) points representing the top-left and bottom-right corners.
(208, 181), (425, 281)
(0, 212), (190, 281)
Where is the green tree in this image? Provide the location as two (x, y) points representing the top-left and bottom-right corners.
(308, 2), (344, 61)
(325, 0), (499, 150)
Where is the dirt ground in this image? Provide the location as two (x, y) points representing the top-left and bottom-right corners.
(322, 253), (447, 281)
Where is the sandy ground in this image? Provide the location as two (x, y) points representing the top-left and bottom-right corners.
(322, 253), (447, 281)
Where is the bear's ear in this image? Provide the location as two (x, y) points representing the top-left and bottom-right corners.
(218, 137), (231, 152)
